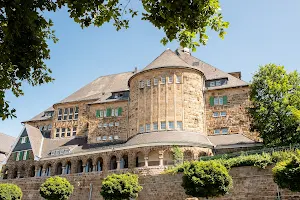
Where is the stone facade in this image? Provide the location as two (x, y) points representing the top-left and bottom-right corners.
(1, 166), (299, 200)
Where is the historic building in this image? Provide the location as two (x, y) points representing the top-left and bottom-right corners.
(0, 133), (16, 172)
(1, 47), (260, 179)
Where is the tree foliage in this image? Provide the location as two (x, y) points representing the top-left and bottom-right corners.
(100, 173), (143, 200)
(0, 0), (229, 120)
(0, 183), (23, 200)
(273, 156), (300, 192)
(249, 64), (300, 146)
(181, 161), (232, 198)
(39, 176), (74, 200)
(172, 145), (183, 166)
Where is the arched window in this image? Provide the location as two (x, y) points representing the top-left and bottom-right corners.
(65, 161), (71, 174)
(86, 159), (93, 173)
(96, 158), (103, 172)
(37, 166), (43, 177)
(29, 166), (35, 177)
(12, 168), (18, 179)
(56, 163), (63, 175)
(120, 155), (128, 169)
(77, 160), (83, 173)
(45, 164), (51, 176)
(110, 156), (117, 170)
(135, 152), (144, 167)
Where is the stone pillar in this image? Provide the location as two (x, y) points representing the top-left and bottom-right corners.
(62, 166), (66, 175)
(17, 171), (20, 179)
(117, 161), (121, 170)
(144, 157), (149, 167)
(93, 165), (96, 172)
(82, 165), (86, 173)
(42, 169), (46, 177)
(35, 169), (39, 177)
(159, 151), (164, 167)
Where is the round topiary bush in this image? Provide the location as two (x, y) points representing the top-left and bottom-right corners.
(100, 173), (143, 200)
(181, 161), (232, 199)
(273, 156), (300, 192)
(40, 176), (74, 200)
(0, 183), (22, 200)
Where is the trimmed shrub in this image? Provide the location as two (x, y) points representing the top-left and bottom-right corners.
(40, 176), (74, 200)
(0, 183), (22, 200)
(273, 156), (300, 192)
(100, 173), (143, 200)
(181, 161), (232, 199)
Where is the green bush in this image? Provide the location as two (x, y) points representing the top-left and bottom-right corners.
(273, 156), (300, 192)
(40, 176), (74, 200)
(100, 173), (143, 200)
(0, 183), (22, 200)
(181, 161), (232, 199)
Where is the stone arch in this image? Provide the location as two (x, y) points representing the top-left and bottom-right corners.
(109, 155), (117, 170)
(163, 150), (174, 166)
(96, 157), (103, 172)
(135, 151), (144, 167)
(37, 165), (43, 177)
(183, 150), (193, 161)
(55, 162), (63, 175)
(120, 154), (128, 169)
(12, 167), (18, 179)
(19, 166), (26, 178)
(65, 161), (72, 174)
(45, 163), (52, 176)
(148, 150), (160, 166)
(76, 160), (84, 173)
(2, 168), (8, 179)
(86, 158), (93, 173)
(29, 165), (35, 177)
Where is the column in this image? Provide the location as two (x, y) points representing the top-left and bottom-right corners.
(17, 171), (20, 179)
(93, 165), (97, 172)
(62, 166), (66, 175)
(42, 169), (46, 177)
(144, 157), (149, 167)
(82, 165), (86, 173)
(159, 151), (164, 167)
(35, 169), (39, 177)
(117, 161), (121, 170)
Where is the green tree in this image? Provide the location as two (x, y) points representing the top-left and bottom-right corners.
(0, 0), (229, 120)
(273, 156), (300, 192)
(0, 183), (23, 200)
(100, 173), (143, 200)
(39, 176), (74, 200)
(249, 64), (300, 146)
(172, 146), (183, 166)
(181, 161), (232, 199)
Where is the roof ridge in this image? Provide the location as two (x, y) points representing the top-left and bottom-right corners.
(0, 132), (16, 139)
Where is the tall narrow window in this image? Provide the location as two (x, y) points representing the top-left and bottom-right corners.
(146, 80), (151, 87)
(168, 121), (174, 129)
(56, 128), (60, 138)
(63, 109), (68, 120)
(153, 122), (158, 131)
(214, 129), (220, 134)
(74, 107), (79, 120)
(160, 121), (166, 130)
(161, 77), (166, 84)
(168, 76), (173, 83)
(145, 124), (150, 132)
(58, 109), (62, 121)
(61, 128), (66, 137)
(72, 127), (77, 136)
(67, 128), (71, 137)
(154, 78), (158, 85)
(69, 108), (73, 120)
(139, 81), (145, 88)
(23, 151), (28, 160)
(176, 75), (182, 83)
(111, 108), (115, 117)
(177, 121), (183, 130)
(16, 152), (20, 161)
(139, 125), (144, 133)
(100, 110), (104, 117)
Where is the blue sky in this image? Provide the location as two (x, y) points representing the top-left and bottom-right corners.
(1, 0), (299, 137)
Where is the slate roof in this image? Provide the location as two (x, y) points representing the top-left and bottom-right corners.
(207, 134), (261, 149)
(0, 132), (16, 154)
(24, 106), (54, 123)
(25, 124), (44, 157)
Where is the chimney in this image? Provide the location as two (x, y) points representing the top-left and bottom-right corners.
(228, 72), (242, 79)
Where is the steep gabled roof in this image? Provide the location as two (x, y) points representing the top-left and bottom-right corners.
(24, 106), (54, 123)
(25, 124), (44, 157)
(0, 133), (16, 154)
(178, 52), (249, 89)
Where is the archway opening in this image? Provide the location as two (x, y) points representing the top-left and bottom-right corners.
(96, 157), (103, 172)
(163, 151), (174, 166)
(183, 151), (193, 162)
(148, 150), (160, 166)
(65, 161), (71, 174)
(77, 160), (83, 173)
(110, 156), (117, 170)
(29, 166), (35, 177)
(12, 168), (18, 179)
(56, 163), (63, 175)
(45, 164), (51, 176)
(86, 159), (93, 173)
(19, 166), (25, 178)
(135, 152), (144, 167)
(37, 166), (43, 177)
(120, 154), (128, 169)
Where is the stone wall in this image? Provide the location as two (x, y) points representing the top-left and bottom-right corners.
(2, 166), (300, 200)
(128, 68), (205, 138)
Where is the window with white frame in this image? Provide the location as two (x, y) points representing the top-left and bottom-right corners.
(139, 125), (144, 133)
(72, 127), (77, 136)
(98, 123), (102, 128)
(114, 135), (119, 140)
(177, 121), (183, 130)
(103, 123), (108, 128)
(108, 135), (113, 140)
(69, 108), (73, 120)
(176, 75), (182, 83)
(58, 109), (62, 120)
(210, 81), (216, 87)
(67, 128), (71, 137)
(220, 111), (227, 117)
(168, 76), (173, 83)
(168, 121), (174, 129)
(21, 136), (27, 144)
(153, 122), (158, 131)
(111, 108), (115, 117)
(145, 124), (150, 132)
(221, 128), (229, 134)
(109, 122), (114, 127)
(161, 121), (166, 130)
(47, 124), (52, 130)
(16, 152), (20, 161)
(61, 128), (66, 137)
(139, 81), (145, 88)
(213, 112), (219, 117)
(56, 128), (60, 138)
(216, 80), (221, 86)
(102, 136), (107, 141)
(23, 150), (28, 160)
(115, 122), (119, 126)
(63, 108), (68, 120)
(214, 129), (220, 134)
(100, 110), (104, 118)
(114, 108), (119, 117)
(214, 97), (224, 105)
(96, 136), (101, 141)
(154, 78), (158, 85)
(161, 77), (166, 84)
(146, 79), (151, 87)
(74, 107), (79, 120)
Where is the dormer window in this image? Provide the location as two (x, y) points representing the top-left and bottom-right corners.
(206, 78), (228, 88)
